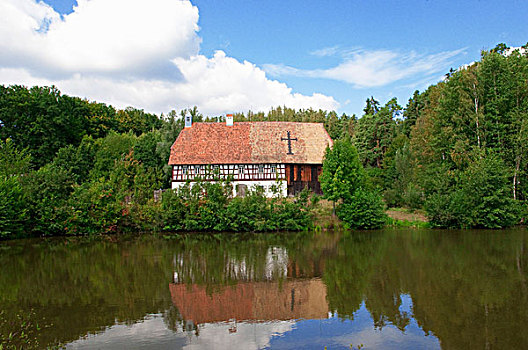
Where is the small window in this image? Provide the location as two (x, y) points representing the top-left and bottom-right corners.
(194, 165), (200, 174)
(258, 164), (264, 174)
(238, 165), (245, 175)
(182, 166), (188, 174)
(271, 164), (276, 173)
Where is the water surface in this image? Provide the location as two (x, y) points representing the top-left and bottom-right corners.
(1, 229), (527, 349)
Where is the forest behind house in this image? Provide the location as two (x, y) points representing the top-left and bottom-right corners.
(1, 43), (527, 239)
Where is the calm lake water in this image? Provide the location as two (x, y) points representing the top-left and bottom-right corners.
(1, 228), (527, 349)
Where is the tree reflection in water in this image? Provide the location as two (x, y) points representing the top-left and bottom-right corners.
(0, 229), (526, 349)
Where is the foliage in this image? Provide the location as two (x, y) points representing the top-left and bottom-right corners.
(2, 49), (528, 237)
(425, 153), (521, 228)
(134, 130), (162, 170)
(382, 138), (424, 209)
(0, 176), (28, 239)
(90, 132), (137, 179)
(52, 136), (96, 184)
(385, 217), (430, 228)
(337, 188), (387, 230)
(157, 111), (185, 185)
(0, 85), (92, 168)
(0, 85), (167, 168)
(401, 90), (425, 137)
(0, 139), (31, 177)
(320, 138), (365, 203)
(321, 138), (386, 229)
(161, 181), (312, 233)
(65, 179), (124, 235)
(354, 98), (400, 169)
(115, 107), (162, 135)
(21, 164), (74, 236)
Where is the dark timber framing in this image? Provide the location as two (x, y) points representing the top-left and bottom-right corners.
(172, 163), (322, 196)
(172, 163), (286, 182)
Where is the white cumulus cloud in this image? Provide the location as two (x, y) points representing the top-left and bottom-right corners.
(0, 0), (200, 78)
(0, 0), (338, 114)
(171, 51), (337, 113)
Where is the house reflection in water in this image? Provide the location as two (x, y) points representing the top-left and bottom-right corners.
(169, 247), (329, 331)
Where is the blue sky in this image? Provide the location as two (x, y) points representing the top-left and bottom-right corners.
(2, 0), (527, 117)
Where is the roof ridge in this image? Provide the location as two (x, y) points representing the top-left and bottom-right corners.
(191, 121), (325, 125)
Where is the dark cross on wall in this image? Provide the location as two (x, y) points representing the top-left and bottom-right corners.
(281, 131), (298, 155)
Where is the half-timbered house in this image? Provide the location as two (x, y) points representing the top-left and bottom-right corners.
(168, 115), (333, 197)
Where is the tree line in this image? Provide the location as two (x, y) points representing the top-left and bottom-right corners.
(0, 43), (527, 238)
(319, 43), (527, 229)
(0, 87), (316, 239)
(351, 43), (528, 228)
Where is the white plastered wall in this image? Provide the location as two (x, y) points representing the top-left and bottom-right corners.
(171, 179), (288, 198)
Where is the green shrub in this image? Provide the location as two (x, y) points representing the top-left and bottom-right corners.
(161, 187), (187, 231)
(383, 188), (401, 208)
(130, 199), (164, 232)
(0, 176), (28, 239)
(52, 136), (96, 184)
(425, 154), (521, 228)
(337, 188), (387, 230)
(160, 181), (312, 233)
(65, 179), (124, 235)
(402, 182), (424, 210)
(90, 132), (136, 180)
(0, 139), (31, 178)
(320, 139), (366, 203)
(21, 164), (74, 235)
(424, 192), (462, 228)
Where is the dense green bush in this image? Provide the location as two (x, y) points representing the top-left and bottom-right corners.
(160, 181), (312, 232)
(0, 176), (28, 239)
(160, 186), (188, 231)
(320, 138), (366, 204)
(21, 164), (74, 235)
(425, 154), (521, 228)
(321, 138), (387, 229)
(0, 139), (31, 178)
(0, 141), (31, 239)
(52, 136), (96, 184)
(337, 188), (387, 230)
(402, 182), (425, 210)
(65, 179), (125, 235)
(91, 132), (137, 180)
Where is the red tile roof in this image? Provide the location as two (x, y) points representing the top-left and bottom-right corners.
(168, 122), (332, 165)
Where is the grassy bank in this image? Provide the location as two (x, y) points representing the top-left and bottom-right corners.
(310, 200), (430, 230)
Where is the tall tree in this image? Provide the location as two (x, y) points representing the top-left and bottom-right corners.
(320, 138), (366, 205)
(354, 98), (400, 168)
